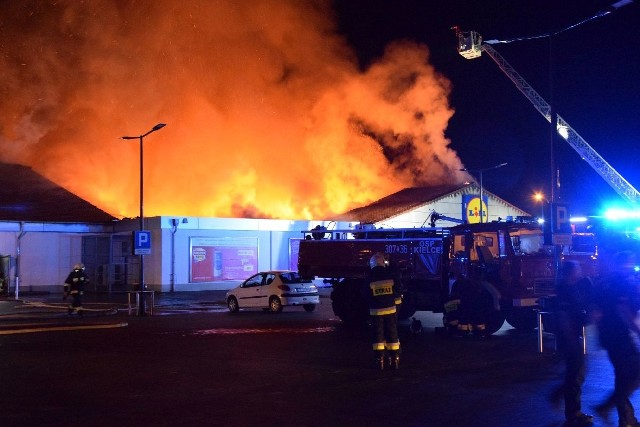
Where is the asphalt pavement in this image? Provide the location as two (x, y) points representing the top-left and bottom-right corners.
(0, 289), (637, 427)
(0, 288), (334, 332)
(0, 290), (235, 320)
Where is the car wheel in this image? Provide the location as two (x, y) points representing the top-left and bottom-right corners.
(269, 296), (283, 312)
(227, 296), (239, 313)
(303, 304), (316, 312)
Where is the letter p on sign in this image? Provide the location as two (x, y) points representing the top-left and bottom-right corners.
(134, 231), (152, 255)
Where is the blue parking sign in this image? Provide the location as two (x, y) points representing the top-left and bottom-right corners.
(134, 231), (151, 255)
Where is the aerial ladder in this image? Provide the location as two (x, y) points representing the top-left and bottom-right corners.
(453, 28), (640, 206)
(428, 211), (465, 227)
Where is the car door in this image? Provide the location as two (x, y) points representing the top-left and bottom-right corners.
(254, 273), (276, 308)
(237, 273), (265, 308)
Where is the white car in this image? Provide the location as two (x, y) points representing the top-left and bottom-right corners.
(226, 271), (319, 313)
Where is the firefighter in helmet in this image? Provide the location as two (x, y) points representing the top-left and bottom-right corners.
(367, 252), (402, 370)
(64, 263), (88, 316)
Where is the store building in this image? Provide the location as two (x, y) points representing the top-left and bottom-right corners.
(0, 163), (530, 295)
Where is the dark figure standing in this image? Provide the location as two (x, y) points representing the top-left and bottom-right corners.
(454, 278), (490, 337)
(64, 263), (88, 316)
(367, 252), (402, 370)
(551, 260), (593, 426)
(593, 251), (640, 427)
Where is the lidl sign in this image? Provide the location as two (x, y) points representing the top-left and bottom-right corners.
(462, 194), (488, 224)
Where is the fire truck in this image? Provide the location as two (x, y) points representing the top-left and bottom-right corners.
(298, 219), (599, 335)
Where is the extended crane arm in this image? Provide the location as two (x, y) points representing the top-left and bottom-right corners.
(454, 29), (640, 205)
(429, 212), (465, 227)
(480, 44), (551, 123)
(555, 116), (640, 204)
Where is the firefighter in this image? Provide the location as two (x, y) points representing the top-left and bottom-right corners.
(367, 252), (402, 370)
(592, 251), (640, 426)
(550, 260), (594, 427)
(452, 278), (492, 337)
(64, 263), (88, 316)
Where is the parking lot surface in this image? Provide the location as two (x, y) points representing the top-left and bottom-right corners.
(0, 290), (635, 427)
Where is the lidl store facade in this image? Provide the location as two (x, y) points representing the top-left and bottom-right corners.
(0, 187), (528, 296)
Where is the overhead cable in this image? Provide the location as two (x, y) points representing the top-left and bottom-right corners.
(484, 0), (634, 45)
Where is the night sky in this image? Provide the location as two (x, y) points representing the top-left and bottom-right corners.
(1, 1), (637, 221)
(334, 0), (640, 217)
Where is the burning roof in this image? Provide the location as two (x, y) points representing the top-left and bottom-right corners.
(0, 1), (467, 220)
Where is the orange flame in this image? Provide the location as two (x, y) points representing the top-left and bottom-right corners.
(0, 1), (467, 219)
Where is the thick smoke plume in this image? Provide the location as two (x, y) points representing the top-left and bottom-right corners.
(0, 0), (466, 219)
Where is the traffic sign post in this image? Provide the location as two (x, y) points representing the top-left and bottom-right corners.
(133, 230), (151, 315)
(134, 231), (152, 255)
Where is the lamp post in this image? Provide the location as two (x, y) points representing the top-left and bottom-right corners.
(460, 162), (507, 223)
(533, 192), (546, 222)
(169, 218), (187, 293)
(122, 123), (166, 315)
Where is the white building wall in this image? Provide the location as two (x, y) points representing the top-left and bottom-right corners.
(0, 232), (14, 255)
(376, 188), (529, 229)
(18, 233), (79, 292)
(382, 197), (467, 229)
(0, 222), (110, 294)
(0, 186), (530, 294)
(487, 199), (529, 222)
(114, 217), (353, 292)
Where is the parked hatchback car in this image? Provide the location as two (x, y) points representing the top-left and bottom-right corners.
(226, 271), (319, 313)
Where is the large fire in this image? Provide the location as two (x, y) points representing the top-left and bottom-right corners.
(0, 0), (466, 220)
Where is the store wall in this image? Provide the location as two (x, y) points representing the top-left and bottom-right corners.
(0, 222), (110, 294)
(109, 217), (348, 292)
(377, 188), (530, 229)
(0, 190), (529, 295)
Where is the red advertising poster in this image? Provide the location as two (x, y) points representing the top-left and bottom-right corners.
(190, 237), (258, 282)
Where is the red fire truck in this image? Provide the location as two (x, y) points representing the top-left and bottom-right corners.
(298, 219), (599, 335)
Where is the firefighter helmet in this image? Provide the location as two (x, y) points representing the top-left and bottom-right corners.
(369, 252), (386, 269)
(74, 263), (85, 270)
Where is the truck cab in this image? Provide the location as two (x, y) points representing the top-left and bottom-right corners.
(448, 220), (598, 331)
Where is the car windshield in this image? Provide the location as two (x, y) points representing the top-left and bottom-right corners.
(279, 272), (311, 284)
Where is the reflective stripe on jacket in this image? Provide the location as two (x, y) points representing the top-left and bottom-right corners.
(368, 267), (399, 316)
(64, 269), (88, 293)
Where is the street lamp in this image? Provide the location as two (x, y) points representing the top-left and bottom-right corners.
(533, 192), (547, 223)
(122, 123), (166, 315)
(460, 162), (507, 223)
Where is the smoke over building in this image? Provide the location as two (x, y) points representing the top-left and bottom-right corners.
(0, 0), (466, 219)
